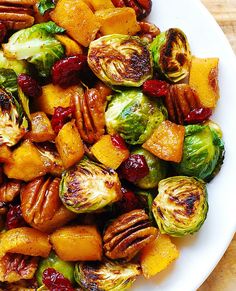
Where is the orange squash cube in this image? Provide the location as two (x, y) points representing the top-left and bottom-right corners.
(55, 34), (83, 56)
(50, 225), (102, 261)
(143, 121), (185, 163)
(91, 135), (129, 169)
(0, 145), (12, 163)
(140, 233), (179, 278)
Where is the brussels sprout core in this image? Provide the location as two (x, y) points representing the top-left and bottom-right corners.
(152, 176), (208, 237)
(150, 28), (191, 82)
(60, 159), (122, 213)
(88, 34), (153, 86)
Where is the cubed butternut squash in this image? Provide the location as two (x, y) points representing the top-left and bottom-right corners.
(95, 7), (140, 36)
(0, 227), (51, 259)
(189, 56), (220, 108)
(3, 140), (47, 182)
(0, 145), (12, 163)
(143, 121), (185, 163)
(50, 225), (102, 261)
(55, 120), (84, 169)
(26, 112), (55, 142)
(140, 233), (179, 278)
(55, 34), (83, 56)
(50, 0), (100, 47)
(88, 0), (114, 10)
(91, 134), (129, 169)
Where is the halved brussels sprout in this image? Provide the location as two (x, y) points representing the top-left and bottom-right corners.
(152, 176), (208, 237)
(174, 124), (224, 181)
(132, 148), (167, 189)
(105, 89), (167, 145)
(88, 34), (153, 87)
(74, 259), (141, 291)
(36, 251), (75, 286)
(0, 50), (29, 75)
(150, 28), (191, 82)
(0, 88), (28, 146)
(60, 158), (122, 213)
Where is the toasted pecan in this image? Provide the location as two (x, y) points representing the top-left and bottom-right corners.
(0, 180), (21, 203)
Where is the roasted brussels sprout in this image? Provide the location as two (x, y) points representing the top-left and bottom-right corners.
(60, 158), (122, 213)
(132, 148), (167, 189)
(150, 28), (191, 82)
(0, 88), (28, 146)
(88, 34), (153, 87)
(0, 50), (29, 75)
(105, 89), (167, 145)
(135, 190), (154, 221)
(152, 176), (208, 237)
(74, 259), (141, 291)
(36, 251), (75, 286)
(174, 124), (224, 181)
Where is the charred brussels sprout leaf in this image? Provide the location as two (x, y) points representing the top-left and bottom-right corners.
(0, 69), (18, 96)
(105, 90), (167, 145)
(174, 124), (225, 181)
(36, 251), (74, 286)
(152, 176), (208, 237)
(132, 148), (167, 189)
(150, 28), (191, 82)
(74, 260), (141, 291)
(60, 159), (122, 213)
(0, 88), (28, 146)
(135, 190), (154, 221)
(3, 22), (65, 78)
(88, 34), (153, 87)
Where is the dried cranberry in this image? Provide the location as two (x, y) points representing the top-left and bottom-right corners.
(42, 268), (74, 291)
(111, 134), (128, 151)
(17, 74), (42, 98)
(116, 188), (141, 213)
(51, 106), (74, 134)
(52, 55), (87, 88)
(6, 205), (26, 230)
(184, 107), (212, 124)
(142, 79), (169, 98)
(119, 154), (149, 183)
(0, 22), (7, 43)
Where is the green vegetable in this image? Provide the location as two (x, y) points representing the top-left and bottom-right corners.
(38, 0), (56, 15)
(105, 89), (167, 145)
(150, 28), (191, 82)
(88, 34), (153, 87)
(174, 124), (224, 181)
(135, 190), (154, 221)
(0, 50), (29, 75)
(152, 176), (208, 237)
(3, 22), (65, 77)
(0, 69), (18, 96)
(74, 259), (141, 291)
(0, 88), (28, 146)
(132, 148), (167, 188)
(60, 158), (122, 213)
(36, 251), (74, 286)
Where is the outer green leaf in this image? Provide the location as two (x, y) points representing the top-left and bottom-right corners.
(38, 0), (56, 15)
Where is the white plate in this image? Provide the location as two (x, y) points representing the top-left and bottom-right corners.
(133, 0), (236, 290)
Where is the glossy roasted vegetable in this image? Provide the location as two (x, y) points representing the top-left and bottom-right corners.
(132, 148), (167, 189)
(174, 124), (224, 181)
(152, 176), (208, 237)
(0, 50), (29, 75)
(105, 89), (166, 145)
(60, 158), (122, 213)
(150, 28), (191, 82)
(3, 22), (65, 78)
(36, 251), (74, 286)
(74, 259), (141, 291)
(88, 34), (152, 86)
(0, 88), (28, 147)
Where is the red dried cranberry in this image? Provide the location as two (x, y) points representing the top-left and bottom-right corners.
(17, 74), (42, 98)
(116, 188), (141, 213)
(52, 55), (87, 88)
(142, 79), (169, 98)
(184, 107), (212, 124)
(6, 205), (26, 230)
(51, 106), (74, 134)
(0, 22), (7, 43)
(119, 154), (149, 183)
(111, 134), (128, 151)
(42, 268), (74, 291)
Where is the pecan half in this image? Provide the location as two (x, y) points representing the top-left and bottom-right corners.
(0, 180), (21, 203)
(137, 21), (160, 43)
(103, 209), (158, 261)
(164, 84), (201, 124)
(0, 253), (38, 283)
(73, 87), (106, 144)
(0, 0), (35, 30)
(21, 177), (75, 233)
